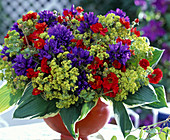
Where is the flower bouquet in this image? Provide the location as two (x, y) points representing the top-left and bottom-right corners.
(0, 5), (168, 139)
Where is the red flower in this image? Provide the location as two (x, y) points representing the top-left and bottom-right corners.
(148, 68), (163, 84)
(32, 88), (42, 95)
(116, 37), (131, 46)
(34, 38), (45, 49)
(88, 57), (104, 73)
(112, 60), (121, 69)
(103, 72), (119, 97)
(41, 57), (50, 74)
(76, 39), (86, 49)
(90, 23), (108, 36)
(121, 65), (126, 72)
(120, 18), (130, 29)
(89, 76), (103, 89)
(22, 12), (37, 21)
(4, 34), (9, 38)
(135, 18), (139, 23)
(139, 59), (150, 70)
(35, 22), (47, 31)
(63, 10), (73, 18)
(131, 27), (140, 37)
(57, 16), (63, 23)
(76, 6), (84, 13)
(130, 50), (135, 55)
(71, 39), (77, 42)
(103, 72), (119, 90)
(104, 86), (119, 98)
(26, 68), (40, 78)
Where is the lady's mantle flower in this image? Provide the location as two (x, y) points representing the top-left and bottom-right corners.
(107, 42), (131, 65)
(148, 68), (163, 84)
(139, 59), (150, 70)
(90, 23), (108, 36)
(141, 20), (166, 42)
(12, 54), (36, 76)
(48, 24), (74, 47)
(106, 8), (130, 22)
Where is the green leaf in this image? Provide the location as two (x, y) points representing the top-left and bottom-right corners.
(0, 84), (22, 113)
(126, 135), (137, 140)
(14, 83), (59, 118)
(112, 100), (133, 137)
(59, 104), (83, 138)
(149, 47), (164, 68)
(123, 85), (158, 107)
(111, 136), (117, 140)
(142, 84), (168, 109)
(79, 100), (96, 120)
(158, 127), (170, 140)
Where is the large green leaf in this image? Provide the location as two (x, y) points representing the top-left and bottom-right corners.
(59, 104), (83, 138)
(79, 100), (96, 120)
(149, 47), (164, 68)
(0, 84), (22, 113)
(142, 84), (168, 109)
(123, 85), (158, 107)
(13, 83), (59, 118)
(112, 100), (133, 137)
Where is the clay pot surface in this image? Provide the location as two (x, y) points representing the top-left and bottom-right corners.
(44, 98), (110, 140)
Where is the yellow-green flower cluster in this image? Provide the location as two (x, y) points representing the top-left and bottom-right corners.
(4, 30), (23, 57)
(32, 56), (80, 109)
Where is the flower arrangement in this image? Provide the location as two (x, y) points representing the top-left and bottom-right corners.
(0, 5), (168, 139)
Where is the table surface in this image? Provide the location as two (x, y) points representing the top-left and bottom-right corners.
(0, 122), (124, 140)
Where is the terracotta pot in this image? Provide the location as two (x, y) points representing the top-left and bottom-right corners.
(44, 98), (111, 140)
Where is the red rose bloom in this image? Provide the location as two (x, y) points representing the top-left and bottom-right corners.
(88, 57), (104, 70)
(139, 59), (150, 70)
(112, 60), (121, 69)
(103, 72), (119, 98)
(89, 76), (103, 89)
(90, 23), (108, 36)
(148, 68), (163, 84)
(26, 68), (40, 78)
(41, 57), (50, 74)
(32, 88), (42, 95)
(76, 39), (86, 49)
(34, 38), (45, 49)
